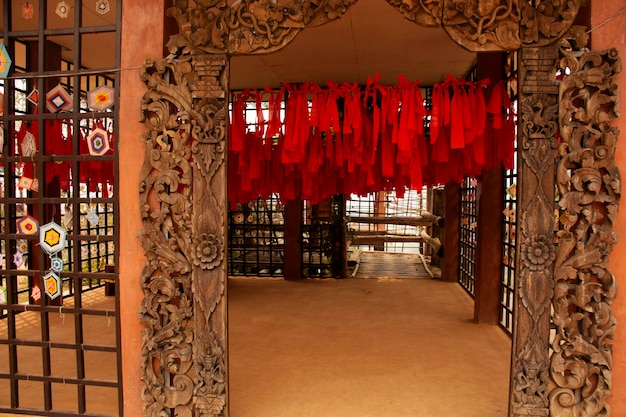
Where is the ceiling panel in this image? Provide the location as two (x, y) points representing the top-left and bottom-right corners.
(230, 0), (476, 90)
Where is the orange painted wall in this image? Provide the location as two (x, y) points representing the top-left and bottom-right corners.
(592, 0), (626, 414)
(113, 2), (626, 416)
(119, 1), (165, 416)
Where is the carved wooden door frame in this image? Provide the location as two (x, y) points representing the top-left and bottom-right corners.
(137, 2), (620, 416)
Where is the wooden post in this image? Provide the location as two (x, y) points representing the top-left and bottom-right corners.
(28, 40), (63, 307)
(442, 182), (460, 282)
(373, 191), (386, 251)
(283, 199), (302, 280)
(473, 51), (506, 324)
(474, 166), (505, 323)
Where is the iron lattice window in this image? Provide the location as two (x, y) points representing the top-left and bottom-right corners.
(302, 197), (341, 278)
(0, 2), (121, 416)
(228, 196), (285, 277)
(500, 50), (519, 335)
(459, 177), (477, 297)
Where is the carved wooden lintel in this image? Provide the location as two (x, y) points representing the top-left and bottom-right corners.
(388, 0), (585, 52)
(165, 0), (357, 55)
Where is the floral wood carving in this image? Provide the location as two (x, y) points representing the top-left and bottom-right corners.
(509, 45), (559, 417)
(441, 0), (522, 51)
(138, 52), (229, 417)
(165, 0), (586, 55)
(439, 0), (585, 52)
(165, 0), (357, 55)
(383, 0), (441, 27)
(550, 35), (621, 417)
(520, 0), (585, 47)
(137, 2), (614, 417)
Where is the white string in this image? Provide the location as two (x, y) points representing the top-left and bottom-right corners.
(587, 7), (626, 33)
(2, 65), (145, 80)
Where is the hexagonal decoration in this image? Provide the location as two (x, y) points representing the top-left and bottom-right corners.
(18, 176), (35, 190)
(13, 251), (24, 268)
(96, 0), (110, 15)
(55, 1), (70, 18)
(27, 88), (39, 105)
(50, 256), (64, 272)
(87, 127), (110, 156)
(21, 131), (37, 157)
(44, 272), (62, 300)
(16, 215), (39, 235)
(88, 86), (114, 111)
(0, 43), (12, 78)
(46, 84), (73, 113)
(39, 221), (67, 254)
(31, 284), (41, 302)
(22, 2), (34, 19)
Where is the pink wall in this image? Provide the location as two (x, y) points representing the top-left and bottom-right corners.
(592, 0), (626, 413)
(119, 1), (165, 416)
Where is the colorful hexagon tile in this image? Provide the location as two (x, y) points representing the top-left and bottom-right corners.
(43, 272), (62, 300)
(39, 222), (67, 254)
(88, 86), (114, 111)
(16, 215), (39, 235)
(46, 84), (73, 113)
(87, 127), (111, 156)
(0, 44), (12, 78)
(31, 284), (41, 302)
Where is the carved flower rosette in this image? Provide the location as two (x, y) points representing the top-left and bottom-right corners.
(191, 233), (224, 270)
(520, 234), (555, 272)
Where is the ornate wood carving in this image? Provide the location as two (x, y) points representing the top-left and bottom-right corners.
(135, 2), (620, 417)
(509, 45), (559, 417)
(386, 0), (586, 52)
(165, 0), (357, 55)
(138, 52), (229, 417)
(520, 0), (585, 47)
(383, 0), (441, 27)
(550, 30), (621, 417)
(441, 0), (522, 52)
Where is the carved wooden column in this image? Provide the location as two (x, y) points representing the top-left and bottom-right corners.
(138, 52), (230, 417)
(549, 31), (620, 417)
(508, 45), (559, 417)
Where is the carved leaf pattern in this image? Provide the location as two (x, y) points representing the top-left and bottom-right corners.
(136, 3), (601, 417)
(139, 53), (228, 417)
(166, 0), (357, 55)
(384, 0), (441, 27)
(520, 0), (585, 47)
(550, 40), (621, 417)
(441, 0), (522, 51)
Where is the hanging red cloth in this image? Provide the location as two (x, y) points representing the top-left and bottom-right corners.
(282, 82), (313, 165)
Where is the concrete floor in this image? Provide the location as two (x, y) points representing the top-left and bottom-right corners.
(1, 276), (512, 417)
(229, 277), (512, 417)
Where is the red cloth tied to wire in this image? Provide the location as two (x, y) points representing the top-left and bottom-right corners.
(227, 75), (515, 206)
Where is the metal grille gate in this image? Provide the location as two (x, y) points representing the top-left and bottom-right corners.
(0, 2), (122, 416)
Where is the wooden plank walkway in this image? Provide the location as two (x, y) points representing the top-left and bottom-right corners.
(354, 251), (431, 279)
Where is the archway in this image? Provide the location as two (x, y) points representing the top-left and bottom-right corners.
(137, 1), (620, 416)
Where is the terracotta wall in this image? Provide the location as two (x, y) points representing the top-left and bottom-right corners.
(119, 1), (165, 416)
(592, 0), (626, 414)
(114, 2), (626, 416)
